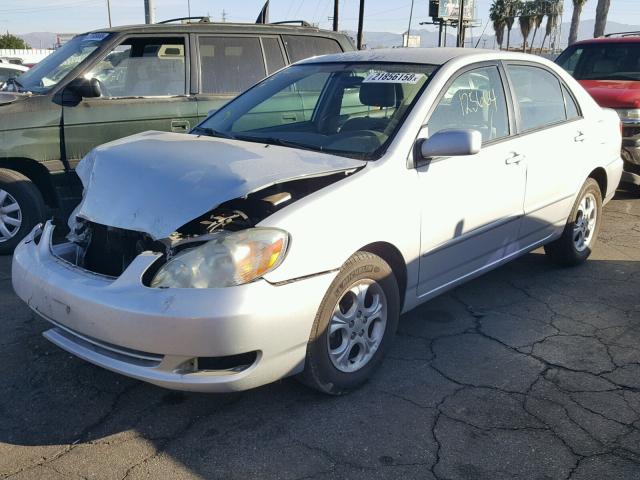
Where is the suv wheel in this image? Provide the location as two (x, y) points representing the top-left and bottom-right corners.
(0, 169), (47, 255)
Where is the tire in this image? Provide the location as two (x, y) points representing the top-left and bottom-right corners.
(0, 169), (47, 255)
(299, 251), (400, 395)
(544, 178), (602, 267)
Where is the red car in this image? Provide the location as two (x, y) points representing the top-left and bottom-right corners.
(556, 33), (640, 192)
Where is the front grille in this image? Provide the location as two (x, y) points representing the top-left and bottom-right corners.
(197, 352), (258, 372)
(623, 125), (640, 139)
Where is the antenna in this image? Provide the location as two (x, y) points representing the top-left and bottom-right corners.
(222, 9), (227, 22)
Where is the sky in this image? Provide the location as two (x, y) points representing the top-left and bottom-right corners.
(1, 0), (639, 35)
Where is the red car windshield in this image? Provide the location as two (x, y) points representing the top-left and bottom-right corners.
(556, 42), (640, 81)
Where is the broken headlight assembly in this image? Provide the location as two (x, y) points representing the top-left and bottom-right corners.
(150, 228), (289, 289)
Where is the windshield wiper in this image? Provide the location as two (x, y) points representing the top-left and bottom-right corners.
(232, 134), (322, 152)
(191, 126), (236, 139)
(3, 77), (25, 92)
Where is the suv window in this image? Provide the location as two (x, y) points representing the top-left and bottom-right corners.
(87, 37), (186, 97)
(262, 37), (286, 74)
(507, 65), (566, 132)
(199, 36), (266, 94)
(556, 43), (640, 81)
(283, 35), (342, 63)
(428, 65), (509, 143)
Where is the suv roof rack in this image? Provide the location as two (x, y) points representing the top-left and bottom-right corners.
(604, 31), (640, 38)
(158, 16), (211, 24)
(269, 20), (313, 27)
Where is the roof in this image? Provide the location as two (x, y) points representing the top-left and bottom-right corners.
(298, 47), (542, 66)
(83, 22), (349, 41)
(573, 36), (640, 45)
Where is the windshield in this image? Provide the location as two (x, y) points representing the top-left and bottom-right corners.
(1, 32), (110, 93)
(195, 62), (437, 160)
(557, 42), (640, 81)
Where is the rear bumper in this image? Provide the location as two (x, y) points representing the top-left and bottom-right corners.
(12, 222), (336, 392)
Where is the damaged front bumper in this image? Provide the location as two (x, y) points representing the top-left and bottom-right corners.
(12, 221), (336, 392)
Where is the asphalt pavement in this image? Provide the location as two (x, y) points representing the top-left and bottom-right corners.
(1, 190), (639, 480)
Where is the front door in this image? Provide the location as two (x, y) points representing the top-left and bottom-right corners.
(62, 35), (199, 168)
(417, 64), (526, 298)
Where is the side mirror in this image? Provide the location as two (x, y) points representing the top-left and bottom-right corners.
(66, 77), (102, 98)
(419, 129), (482, 159)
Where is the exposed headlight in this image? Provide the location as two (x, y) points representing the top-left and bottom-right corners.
(150, 228), (289, 289)
(616, 109), (640, 124)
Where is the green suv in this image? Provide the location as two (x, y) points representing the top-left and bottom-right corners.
(0, 21), (354, 253)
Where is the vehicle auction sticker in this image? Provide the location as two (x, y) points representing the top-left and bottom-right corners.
(363, 72), (424, 84)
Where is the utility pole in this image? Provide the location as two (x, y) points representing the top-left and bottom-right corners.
(144, 0), (155, 24)
(357, 0), (365, 50)
(332, 0), (339, 32)
(405, 0), (415, 46)
(106, 0), (112, 27)
(187, 0), (191, 18)
(456, 0), (465, 47)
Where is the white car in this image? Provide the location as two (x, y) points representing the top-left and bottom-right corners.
(0, 63), (28, 89)
(12, 48), (623, 394)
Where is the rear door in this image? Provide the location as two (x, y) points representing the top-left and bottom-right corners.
(503, 63), (589, 247)
(194, 35), (272, 120)
(62, 34), (198, 167)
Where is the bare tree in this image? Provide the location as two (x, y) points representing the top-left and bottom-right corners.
(593, 0), (611, 37)
(569, 0), (588, 45)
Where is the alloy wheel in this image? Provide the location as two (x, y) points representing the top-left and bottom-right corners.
(573, 192), (597, 252)
(0, 189), (22, 243)
(327, 279), (388, 373)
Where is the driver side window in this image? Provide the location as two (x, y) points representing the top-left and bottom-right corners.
(428, 65), (509, 143)
(86, 37), (186, 98)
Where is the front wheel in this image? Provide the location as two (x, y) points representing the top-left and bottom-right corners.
(544, 178), (602, 266)
(299, 252), (400, 395)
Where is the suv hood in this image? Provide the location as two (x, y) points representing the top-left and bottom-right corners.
(74, 131), (365, 239)
(579, 80), (640, 109)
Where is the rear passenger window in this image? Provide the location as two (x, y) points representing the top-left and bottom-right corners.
(198, 36), (266, 94)
(562, 85), (581, 120)
(262, 37), (286, 74)
(507, 65), (566, 131)
(428, 66), (509, 143)
(283, 35), (342, 63)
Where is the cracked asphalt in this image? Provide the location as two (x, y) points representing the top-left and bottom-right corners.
(1, 190), (639, 480)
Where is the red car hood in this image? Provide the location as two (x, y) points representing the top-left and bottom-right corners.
(579, 80), (640, 109)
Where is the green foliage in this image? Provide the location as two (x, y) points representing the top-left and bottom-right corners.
(0, 33), (29, 49)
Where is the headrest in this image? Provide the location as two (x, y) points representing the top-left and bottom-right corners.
(359, 83), (396, 107)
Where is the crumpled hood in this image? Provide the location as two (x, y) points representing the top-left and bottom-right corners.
(74, 131), (365, 239)
(579, 80), (640, 109)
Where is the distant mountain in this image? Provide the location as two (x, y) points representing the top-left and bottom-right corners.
(19, 32), (59, 49)
(348, 19), (640, 50)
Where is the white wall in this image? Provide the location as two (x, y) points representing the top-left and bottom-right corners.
(0, 49), (53, 64)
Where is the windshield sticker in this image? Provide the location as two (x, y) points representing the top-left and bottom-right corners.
(363, 72), (424, 84)
(83, 32), (110, 42)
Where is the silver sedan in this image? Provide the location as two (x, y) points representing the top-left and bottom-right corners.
(12, 48), (623, 394)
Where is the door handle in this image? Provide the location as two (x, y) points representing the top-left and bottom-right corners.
(574, 132), (586, 142)
(171, 120), (190, 132)
(282, 113), (298, 121)
(505, 152), (525, 165)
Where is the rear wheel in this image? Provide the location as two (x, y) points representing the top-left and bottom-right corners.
(0, 169), (47, 255)
(299, 252), (400, 395)
(544, 178), (602, 266)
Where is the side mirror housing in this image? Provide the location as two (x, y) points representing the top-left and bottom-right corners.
(66, 77), (102, 98)
(419, 129), (482, 160)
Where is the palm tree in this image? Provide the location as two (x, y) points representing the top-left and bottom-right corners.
(490, 0), (507, 49)
(530, 0), (545, 53)
(504, 0), (518, 51)
(593, 0), (611, 37)
(519, 13), (536, 52)
(539, 0), (560, 53)
(568, 0), (588, 45)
